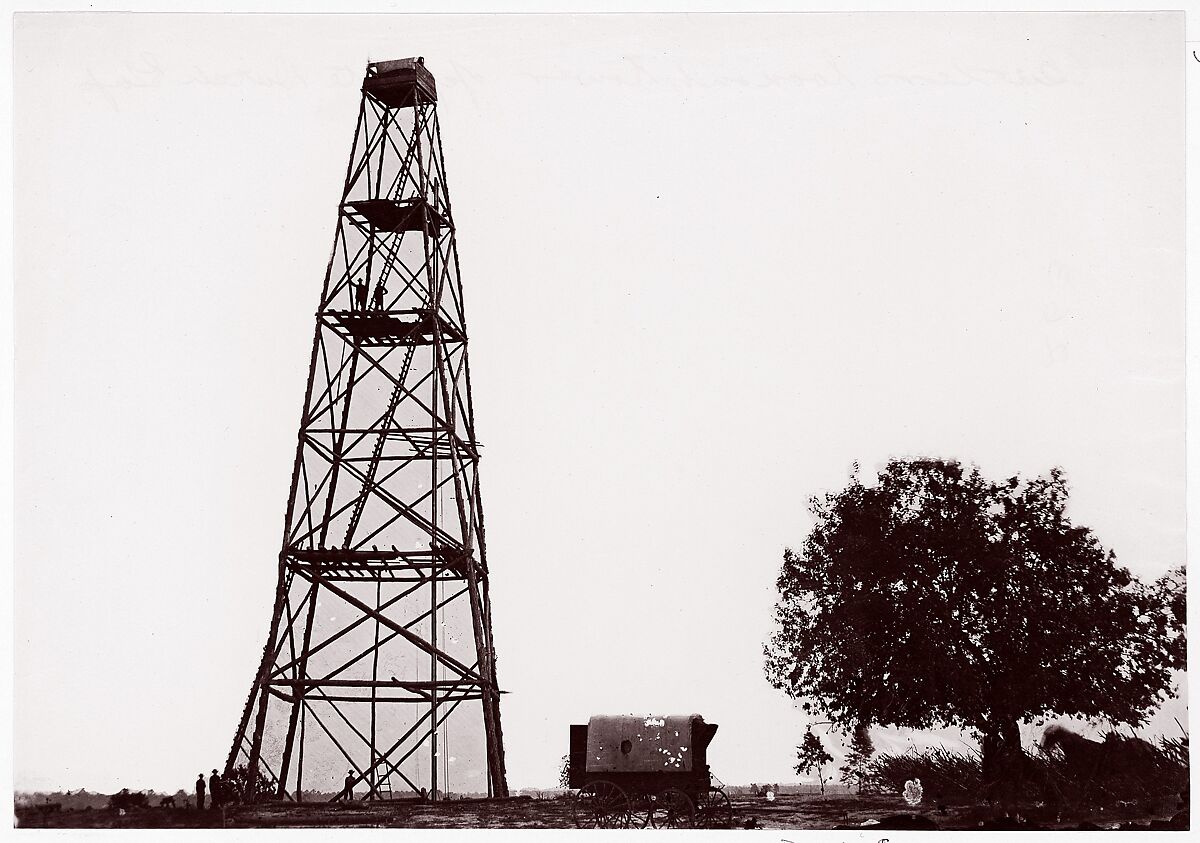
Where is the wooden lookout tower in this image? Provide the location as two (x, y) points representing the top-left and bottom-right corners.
(226, 57), (508, 802)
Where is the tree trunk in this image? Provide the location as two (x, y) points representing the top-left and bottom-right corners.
(981, 715), (1023, 812)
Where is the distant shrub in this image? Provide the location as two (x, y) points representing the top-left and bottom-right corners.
(107, 789), (149, 811)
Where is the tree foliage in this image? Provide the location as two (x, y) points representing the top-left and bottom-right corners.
(1150, 565), (1186, 670)
(764, 459), (1182, 777)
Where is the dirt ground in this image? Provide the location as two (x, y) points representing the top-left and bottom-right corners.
(14, 792), (1189, 830)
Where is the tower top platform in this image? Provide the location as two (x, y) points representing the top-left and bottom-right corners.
(363, 57), (437, 108)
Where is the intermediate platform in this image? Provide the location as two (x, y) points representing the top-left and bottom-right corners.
(345, 198), (448, 235)
(287, 547), (481, 582)
(362, 57), (438, 108)
(325, 308), (466, 346)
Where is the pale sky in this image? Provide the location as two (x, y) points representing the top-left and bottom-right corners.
(14, 11), (1186, 794)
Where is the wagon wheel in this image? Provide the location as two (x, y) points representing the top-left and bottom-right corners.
(649, 788), (695, 829)
(627, 791), (655, 829)
(572, 780), (631, 829)
(695, 787), (734, 829)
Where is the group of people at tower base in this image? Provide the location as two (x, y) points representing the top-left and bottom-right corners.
(191, 767), (436, 807)
(195, 770), (232, 811)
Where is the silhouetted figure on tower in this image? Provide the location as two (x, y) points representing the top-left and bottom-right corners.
(343, 770), (356, 801)
(353, 279), (368, 311)
(372, 281), (387, 311)
(195, 774), (206, 810)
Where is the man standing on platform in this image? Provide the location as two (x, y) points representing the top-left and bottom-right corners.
(195, 773), (206, 810)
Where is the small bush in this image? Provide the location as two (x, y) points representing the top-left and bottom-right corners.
(107, 789), (148, 811)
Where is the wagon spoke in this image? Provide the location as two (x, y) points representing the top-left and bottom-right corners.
(695, 786), (734, 829)
(571, 780), (631, 829)
(649, 788), (695, 829)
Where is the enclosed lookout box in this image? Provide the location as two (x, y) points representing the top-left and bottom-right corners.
(363, 57), (438, 108)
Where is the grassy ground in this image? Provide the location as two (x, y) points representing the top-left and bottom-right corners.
(14, 791), (1190, 830)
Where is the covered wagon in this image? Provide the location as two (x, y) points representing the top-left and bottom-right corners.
(566, 714), (734, 828)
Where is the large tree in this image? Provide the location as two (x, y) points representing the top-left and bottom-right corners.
(764, 459), (1182, 787)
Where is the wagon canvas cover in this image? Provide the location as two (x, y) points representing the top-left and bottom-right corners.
(584, 714), (709, 773)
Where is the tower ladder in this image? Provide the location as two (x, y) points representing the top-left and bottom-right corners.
(344, 343), (418, 547)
